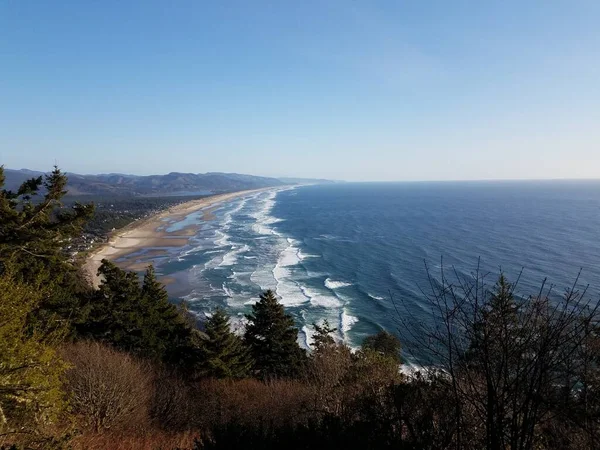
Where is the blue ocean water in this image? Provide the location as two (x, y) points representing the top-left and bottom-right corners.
(140, 182), (600, 360)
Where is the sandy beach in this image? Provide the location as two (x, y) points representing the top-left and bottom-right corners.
(83, 188), (273, 288)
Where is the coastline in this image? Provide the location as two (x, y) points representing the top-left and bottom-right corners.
(83, 187), (275, 288)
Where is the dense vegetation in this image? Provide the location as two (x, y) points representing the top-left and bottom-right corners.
(1, 166), (599, 449)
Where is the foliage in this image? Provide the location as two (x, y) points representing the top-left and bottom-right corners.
(79, 261), (202, 367)
(0, 166), (94, 331)
(0, 272), (68, 438)
(311, 320), (337, 352)
(244, 290), (307, 378)
(362, 330), (402, 363)
(0, 166), (93, 277)
(198, 308), (252, 379)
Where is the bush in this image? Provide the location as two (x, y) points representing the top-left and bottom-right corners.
(0, 273), (68, 441)
(61, 342), (152, 432)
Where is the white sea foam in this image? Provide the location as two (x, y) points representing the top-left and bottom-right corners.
(250, 191), (279, 235)
(220, 250), (238, 267)
(301, 286), (343, 308)
(325, 278), (352, 290)
(221, 197), (249, 226)
(222, 282), (234, 299)
(250, 266), (277, 291)
(302, 325), (315, 349)
(298, 250), (320, 260)
(275, 281), (310, 306)
(270, 235), (314, 306)
(219, 244), (250, 267)
(214, 229), (230, 247)
(340, 309), (359, 336)
(368, 293), (386, 301)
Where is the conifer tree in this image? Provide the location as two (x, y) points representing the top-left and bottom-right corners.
(244, 290), (307, 378)
(362, 330), (402, 362)
(465, 273), (519, 363)
(0, 166), (94, 329)
(81, 261), (201, 366)
(140, 265), (204, 367)
(199, 308), (252, 378)
(312, 319), (337, 352)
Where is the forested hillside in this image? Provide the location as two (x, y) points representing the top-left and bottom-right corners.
(2, 168), (286, 196)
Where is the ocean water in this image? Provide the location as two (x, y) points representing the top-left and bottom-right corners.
(131, 182), (600, 360)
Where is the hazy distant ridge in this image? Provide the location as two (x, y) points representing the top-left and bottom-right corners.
(2, 168), (292, 196)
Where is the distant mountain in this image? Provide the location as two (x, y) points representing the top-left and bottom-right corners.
(2, 168), (287, 197)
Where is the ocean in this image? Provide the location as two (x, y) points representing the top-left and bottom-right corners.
(129, 181), (600, 362)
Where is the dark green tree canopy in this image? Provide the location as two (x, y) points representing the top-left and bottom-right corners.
(0, 166), (94, 332)
(80, 260), (201, 367)
(0, 166), (93, 282)
(362, 330), (402, 363)
(199, 308), (252, 379)
(312, 319), (337, 352)
(244, 290), (307, 378)
(465, 273), (519, 364)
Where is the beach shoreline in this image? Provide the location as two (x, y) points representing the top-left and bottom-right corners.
(83, 187), (275, 288)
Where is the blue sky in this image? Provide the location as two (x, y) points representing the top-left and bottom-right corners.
(1, 1), (599, 181)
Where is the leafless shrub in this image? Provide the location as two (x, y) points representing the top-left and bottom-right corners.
(194, 378), (312, 430)
(61, 342), (152, 432)
(69, 429), (198, 450)
(394, 260), (600, 450)
(150, 368), (195, 430)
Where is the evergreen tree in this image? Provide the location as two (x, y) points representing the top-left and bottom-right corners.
(0, 166), (94, 330)
(0, 166), (93, 280)
(312, 319), (337, 352)
(244, 290), (307, 378)
(81, 260), (202, 366)
(199, 308), (252, 378)
(466, 273), (519, 363)
(362, 330), (402, 363)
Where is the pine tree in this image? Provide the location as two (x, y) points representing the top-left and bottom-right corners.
(466, 273), (519, 363)
(362, 330), (402, 362)
(244, 290), (307, 378)
(0, 166), (94, 332)
(312, 319), (337, 352)
(199, 308), (252, 378)
(81, 261), (201, 366)
(0, 166), (93, 281)
(140, 265), (203, 367)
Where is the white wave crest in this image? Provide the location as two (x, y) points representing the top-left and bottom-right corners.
(219, 244), (250, 267)
(325, 278), (352, 290)
(298, 250), (320, 260)
(340, 309), (359, 337)
(301, 286), (343, 308)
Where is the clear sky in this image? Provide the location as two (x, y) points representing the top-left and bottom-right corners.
(1, 1), (599, 181)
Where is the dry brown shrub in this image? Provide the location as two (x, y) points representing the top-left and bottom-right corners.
(69, 429), (198, 450)
(150, 368), (195, 430)
(61, 342), (152, 432)
(193, 378), (313, 430)
(306, 343), (354, 415)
